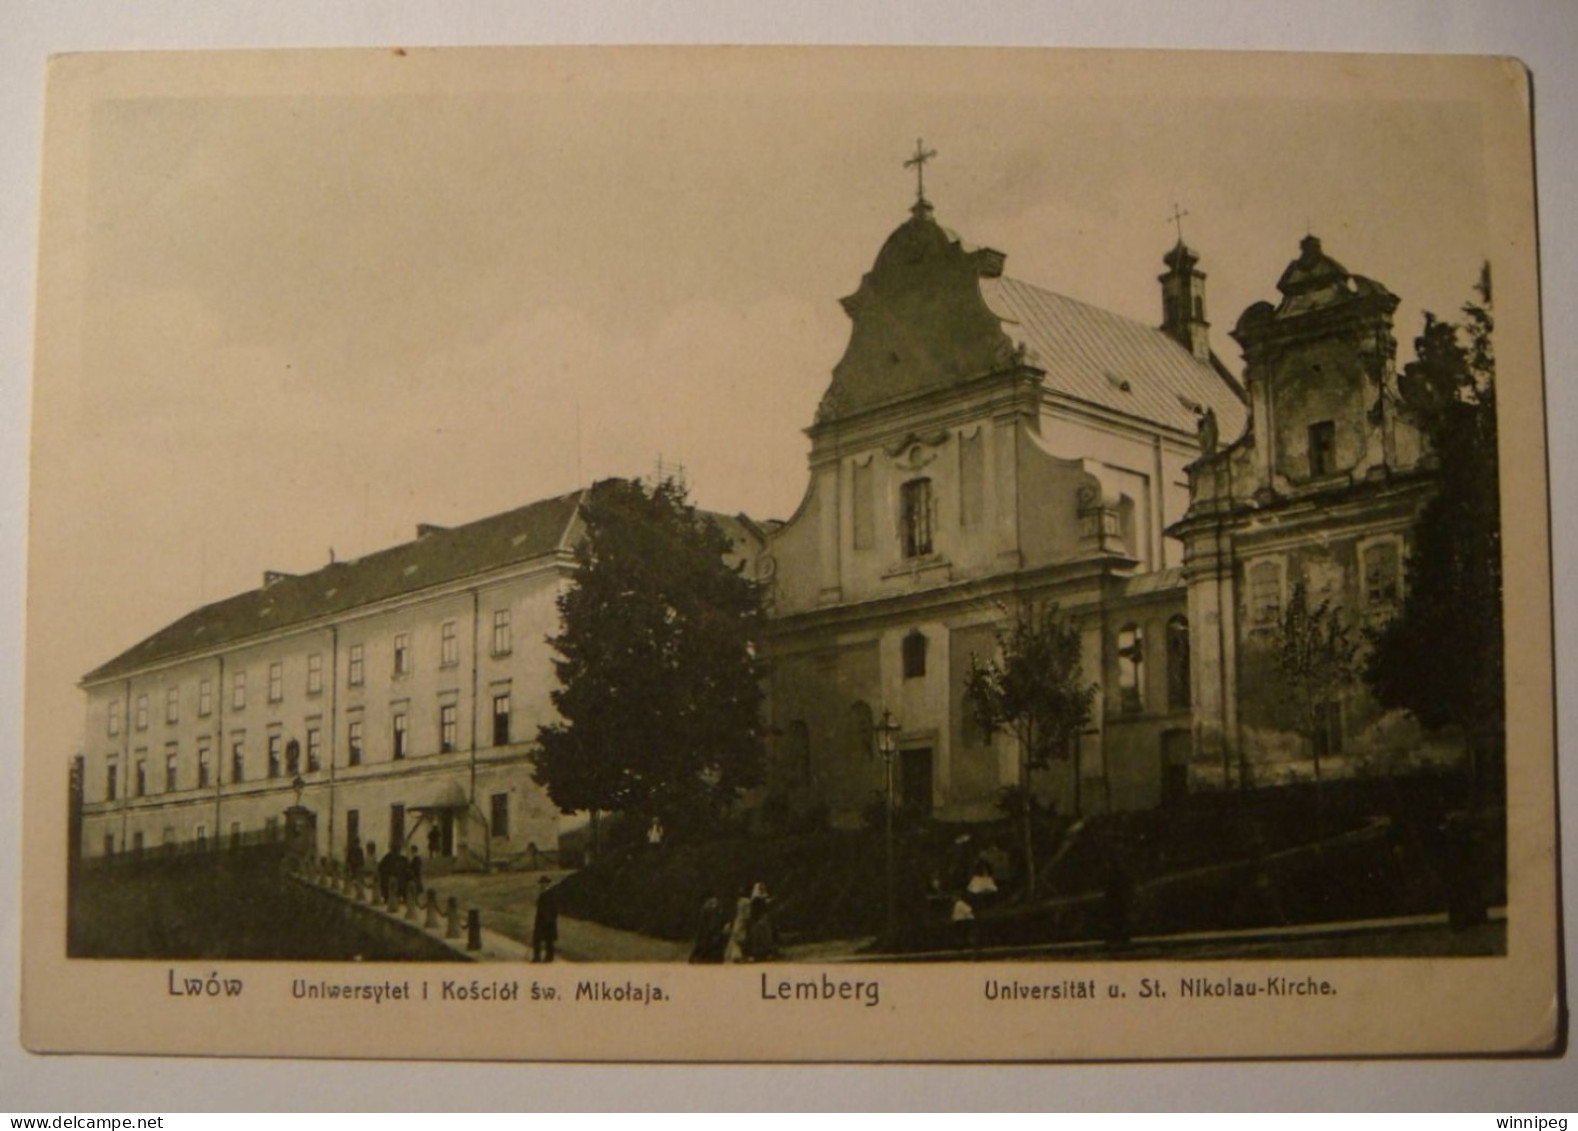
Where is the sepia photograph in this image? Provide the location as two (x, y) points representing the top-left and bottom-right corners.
(20, 45), (1559, 1062)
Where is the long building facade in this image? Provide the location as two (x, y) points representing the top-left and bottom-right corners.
(75, 191), (1459, 858)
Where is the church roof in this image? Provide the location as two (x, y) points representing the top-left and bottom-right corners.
(83, 488), (591, 684)
(981, 275), (1248, 437)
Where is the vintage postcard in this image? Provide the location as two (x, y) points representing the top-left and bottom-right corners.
(21, 47), (1560, 1061)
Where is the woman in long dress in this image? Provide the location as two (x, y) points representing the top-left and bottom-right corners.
(723, 889), (752, 963)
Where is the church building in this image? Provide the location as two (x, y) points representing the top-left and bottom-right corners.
(760, 190), (1247, 823)
(74, 162), (1457, 859)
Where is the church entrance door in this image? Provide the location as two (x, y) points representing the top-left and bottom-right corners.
(899, 747), (933, 816)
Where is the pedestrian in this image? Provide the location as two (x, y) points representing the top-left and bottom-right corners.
(378, 844), (405, 901)
(364, 841), (378, 883)
(532, 875), (560, 962)
(724, 887), (752, 964)
(426, 824), (441, 859)
(747, 881), (778, 961)
(407, 844), (424, 896)
(966, 858), (999, 911)
(690, 893), (728, 964)
(951, 891), (979, 954)
(346, 838), (365, 879)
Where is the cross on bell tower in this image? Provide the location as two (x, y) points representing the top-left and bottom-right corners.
(904, 138), (937, 217)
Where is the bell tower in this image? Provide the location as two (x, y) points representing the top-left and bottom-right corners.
(1159, 239), (1211, 364)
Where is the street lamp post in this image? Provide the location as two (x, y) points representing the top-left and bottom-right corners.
(875, 708), (902, 944)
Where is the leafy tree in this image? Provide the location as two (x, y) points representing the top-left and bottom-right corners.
(1365, 266), (1503, 795)
(964, 604), (1097, 898)
(1270, 582), (1360, 786)
(532, 478), (766, 841)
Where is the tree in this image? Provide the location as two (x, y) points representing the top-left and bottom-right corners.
(1270, 582), (1360, 786)
(1365, 266), (1503, 796)
(964, 604), (1097, 899)
(532, 478), (766, 841)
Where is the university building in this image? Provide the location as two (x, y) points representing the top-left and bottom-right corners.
(75, 186), (1451, 858)
(76, 487), (765, 863)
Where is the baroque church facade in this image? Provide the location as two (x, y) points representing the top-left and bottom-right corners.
(74, 179), (1449, 861)
(759, 198), (1444, 825)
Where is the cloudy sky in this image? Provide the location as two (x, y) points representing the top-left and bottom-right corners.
(30, 48), (1500, 758)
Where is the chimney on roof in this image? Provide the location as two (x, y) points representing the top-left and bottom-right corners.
(416, 523), (449, 539)
(262, 570), (293, 589)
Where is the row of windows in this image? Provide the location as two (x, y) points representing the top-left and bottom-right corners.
(104, 611), (517, 736)
(1116, 616), (1191, 716)
(1246, 541), (1401, 628)
(102, 692), (515, 800)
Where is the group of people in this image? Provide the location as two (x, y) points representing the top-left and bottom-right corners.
(690, 881), (778, 964)
(343, 839), (425, 902)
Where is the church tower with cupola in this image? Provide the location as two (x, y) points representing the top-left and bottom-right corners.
(1170, 234), (1442, 791)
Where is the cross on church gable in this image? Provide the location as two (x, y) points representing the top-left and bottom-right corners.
(904, 138), (937, 205)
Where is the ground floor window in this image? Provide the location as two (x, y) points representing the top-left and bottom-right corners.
(490, 792), (509, 839)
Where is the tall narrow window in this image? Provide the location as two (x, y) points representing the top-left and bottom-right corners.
(392, 712), (408, 760)
(492, 609), (513, 656)
(197, 679), (212, 718)
(900, 478), (934, 558)
(1166, 615), (1191, 711)
(165, 687), (180, 724)
(902, 631), (928, 679)
(492, 692), (512, 747)
(1249, 560), (1283, 626)
(439, 703), (458, 753)
(1363, 541), (1401, 608)
(164, 750), (178, 792)
(393, 633), (411, 677)
(1312, 700), (1344, 760)
(389, 804), (405, 850)
(440, 621), (459, 667)
(231, 738), (245, 783)
(306, 727), (322, 772)
(347, 644), (365, 687)
(268, 662), (283, 703)
(307, 652), (323, 695)
(347, 718), (364, 766)
(108, 700), (122, 736)
(135, 694), (149, 730)
(134, 759), (147, 797)
(1117, 624), (1145, 714)
(232, 671), (247, 710)
(490, 793), (509, 840)
(105, 760), (118, 801)
(851, 459), (875, 550)
(267, 733), (282, 778)
(285, 737), (300, 776)
(1308, 420), (1337, 478)
(197, 743), (211, 788)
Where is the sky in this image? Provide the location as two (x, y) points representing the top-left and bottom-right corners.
(29, 48), (1498, 762)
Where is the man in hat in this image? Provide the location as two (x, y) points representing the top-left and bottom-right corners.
(532, 875), (560, 963)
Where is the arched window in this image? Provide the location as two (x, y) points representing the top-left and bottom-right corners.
(1117, 624), (1144, 714)
(1166, 615), (1191, 711)
(900, 478), (933, 558)
(845, 702), (874, 762)
(902, 631), (928, 679)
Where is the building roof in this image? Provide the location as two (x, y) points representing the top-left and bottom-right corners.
(981, 275), (1248, 437)
(83, 488), (590, 685)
